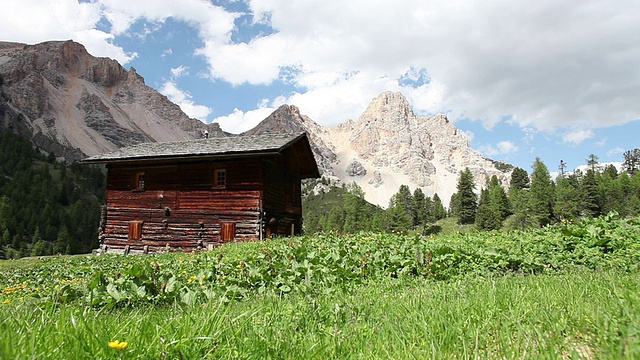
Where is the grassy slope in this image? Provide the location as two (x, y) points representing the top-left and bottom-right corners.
(1, 272), (638, 359)
(2, 215), (640, 358)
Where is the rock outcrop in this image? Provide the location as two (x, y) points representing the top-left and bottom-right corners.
(0, 40), (217, 160)
(312, 92), (511, 207)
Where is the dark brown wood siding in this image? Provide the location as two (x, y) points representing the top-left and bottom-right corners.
(262, 159), (303, 237)
(101, 159), (263, 253)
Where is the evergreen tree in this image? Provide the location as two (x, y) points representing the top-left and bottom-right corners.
(448, 193), (458, 217)
(0, 195), (8, 232)
(508, 188), (532, 229)
(454, 168), (477, 224)
(412, 188), (430, 227)
(509, 167), (530, 193)
(343, 193), (368, 233)
(586, 154), (600, 172)
(475, 188), (497, 230)
(528, 157), (554, 227)
(488, 175), (510, 220)
(385, 202), (413, 233)
(579, 169), (600, 217)
(429, 193), (447, 221)
(389, 185), (414, 225)
(554, 174), (580, 221)
(603, 164), (619, 180)
(324, 205), (345, 232)
(623, 148), (640, 175)
(476, 176), (509, 230)
(383, 185), (416, 232)
(558, 160), (568, 176)
(54, 225), (72, 254)
(597, 170), (622, 215)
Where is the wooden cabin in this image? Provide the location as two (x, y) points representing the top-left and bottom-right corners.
(82, 132), (320, 254)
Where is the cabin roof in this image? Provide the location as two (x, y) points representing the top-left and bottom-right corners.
(82, 132), (320, 178)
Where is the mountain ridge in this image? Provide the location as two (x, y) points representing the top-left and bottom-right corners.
(0, 40), (511, 207)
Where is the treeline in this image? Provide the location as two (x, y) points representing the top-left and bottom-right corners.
(0, 130), (105, 259)
(303, 180), (446, 234)
(304, 150), (640, 235)
(451, 153), (640, 230)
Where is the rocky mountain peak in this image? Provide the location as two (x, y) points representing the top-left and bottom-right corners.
(358, 91), (415, 125)
(0, 40), (209, 160)
(315, 92), (511, 207)
(242, 104), (305, 135)
(241, 104), (337, 174)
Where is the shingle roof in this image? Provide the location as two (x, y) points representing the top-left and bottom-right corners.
(82, 132), (309, 163)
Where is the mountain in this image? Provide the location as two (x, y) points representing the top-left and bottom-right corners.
(0, 40), (510, 208)
(240, 92), (511, 207)
(0, 40), (219, 161)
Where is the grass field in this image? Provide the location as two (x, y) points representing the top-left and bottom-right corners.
(2, 213), (640, 359)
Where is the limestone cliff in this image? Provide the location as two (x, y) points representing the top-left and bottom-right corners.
(317, 92), (511, 207)
(0, 40), (217, 160)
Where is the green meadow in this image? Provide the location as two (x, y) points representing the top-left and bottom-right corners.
(2, 213), (640, 359)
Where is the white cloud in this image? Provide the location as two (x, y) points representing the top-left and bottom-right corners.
(460, 130), (475, 143)
(479, 140), (519, 158)
(0, 0), (236, 64)
(3, 0), (640, 137)
(202, 0), (640, 132)
(595, 138), (607, 147)
(212, 107), (276, 134)
(478, 144), (499, 157)
(159, 81), (211, 121)
(161, 49), (173, 58)
(170, 65), (189, 78)
(497, 141), (519, 154)
(563, 129), (594, 145)
(607, 147), (625, 157)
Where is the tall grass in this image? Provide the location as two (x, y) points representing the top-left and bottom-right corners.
(2, 271), (638, 359)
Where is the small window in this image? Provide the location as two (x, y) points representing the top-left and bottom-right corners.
(214, 169), (226, 188)
(221, 222), (236, 242)
(129, 220), (143, 240)
(135, 172), (145, 190)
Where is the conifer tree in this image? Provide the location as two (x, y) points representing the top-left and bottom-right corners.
(554, 174), (580, 221)
(429, 193), (447, 221)
(509, 167), (530, 194)
(579, 169), (600, 217)
(454, 168), (477, 224)
(528, 157), (554, 226)
(623, 148), (640, 175)
(387, 185), (415, 231)
(597, 170), (622, 215)
(476, 176), (509, 230)
(586, 154), (600, 172)
(385, 202), (413, 233)
(475, 188), (496, 230)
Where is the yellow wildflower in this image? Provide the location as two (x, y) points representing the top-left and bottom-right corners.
(2, 299), (9, 305)
(108, 340), (128, 350)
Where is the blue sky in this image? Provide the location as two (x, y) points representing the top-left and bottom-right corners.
(2, 0), (639, 173)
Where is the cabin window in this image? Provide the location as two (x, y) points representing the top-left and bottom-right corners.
(129, 220), (143, 240)
(214, 169), (226, 188)
(135, 172), (145, 190)
(220, 222), (236, 242)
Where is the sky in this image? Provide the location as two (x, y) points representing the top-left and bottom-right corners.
(1, 0), (639, 173)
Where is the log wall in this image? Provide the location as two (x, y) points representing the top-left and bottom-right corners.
(262, 159), (303, 236)
(101, 159), (263, 253)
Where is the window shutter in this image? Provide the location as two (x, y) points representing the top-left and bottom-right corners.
(129, 221), (144, 240)
(220, 222), (236, 242)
